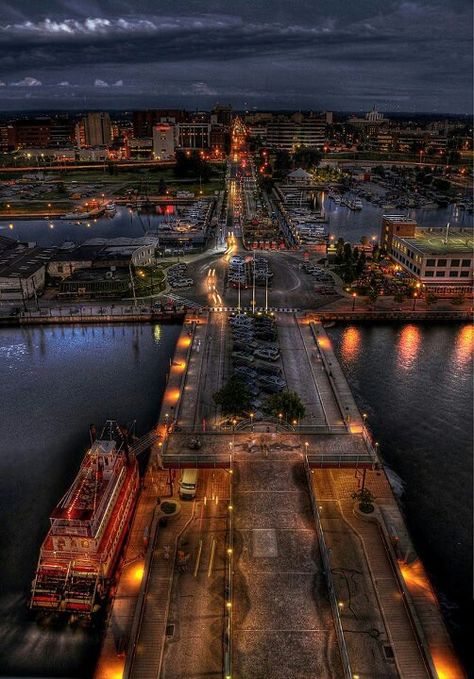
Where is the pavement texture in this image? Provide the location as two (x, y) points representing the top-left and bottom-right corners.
(161, 470), (230, 679)
(232, 448), (342, 679)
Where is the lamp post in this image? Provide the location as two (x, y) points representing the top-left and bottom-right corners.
(278, 412), (283, 428)
(352, 292), (357, 311)
(412, 292), (418, 311)
(250, 412), (254, 432)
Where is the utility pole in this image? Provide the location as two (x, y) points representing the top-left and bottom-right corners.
(265, 274), (269, 313)
(129, 264), (138, 308)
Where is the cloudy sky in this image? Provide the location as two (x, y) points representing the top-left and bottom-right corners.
(0, 0), (472, 112)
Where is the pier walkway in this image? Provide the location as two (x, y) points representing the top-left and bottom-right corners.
(95, 311), (464, 679)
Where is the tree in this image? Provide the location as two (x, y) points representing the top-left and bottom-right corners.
(213, 377), (251, 416)
(274, 150), (292, 174)
(293, 147), (322, 169)
(351, 487), (375, 514)
(174, 150), (212, 181)
(264, 390), (306, 423)
(356, 251), (366, 276)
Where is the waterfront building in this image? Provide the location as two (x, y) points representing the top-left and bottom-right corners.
(390, 227), (473, 296)
(48, 237), (159, 280)
(152, 124), (175, 160)
(381, 214), (418, 251)
(0, 237), (54, 301)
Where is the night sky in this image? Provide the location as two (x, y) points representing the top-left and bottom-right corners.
(0, 0), (472, 112)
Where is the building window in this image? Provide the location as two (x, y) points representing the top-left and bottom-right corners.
(425, 270), (434, 277)
(437, 259), (447, 267)
(449, 271), (459, 277)
(460, 271), (469, 277)
(451, 259), (460, 267)
(461, 259), (471, 267)
(426, 259), (435, 266)
(436, 271), (445, 277)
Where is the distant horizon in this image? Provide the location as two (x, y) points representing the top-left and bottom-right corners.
(0, 105), (472, 119)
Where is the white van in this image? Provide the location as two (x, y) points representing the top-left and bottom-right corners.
(179, 469), (198, 499)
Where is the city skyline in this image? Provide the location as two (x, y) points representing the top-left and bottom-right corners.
(0, 0), (472, 113)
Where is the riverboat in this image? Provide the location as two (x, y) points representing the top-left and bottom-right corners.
(30, 421), (139, 617)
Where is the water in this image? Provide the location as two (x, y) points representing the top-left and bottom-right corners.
(0, 206), (175, 247)
(0, 322), (472, 675)
(1, 201), (472, 248)
(0, 323), (181, 678)
(321, 195), (474, 243)
(326, 322), (473, 673)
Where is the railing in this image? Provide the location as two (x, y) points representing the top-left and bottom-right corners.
(223, 455), (234, 679)
(304, 456), (353, 679)
(306, 452), (376, 468)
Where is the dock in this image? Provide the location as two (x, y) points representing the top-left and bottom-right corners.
(94, 310), (465, 679)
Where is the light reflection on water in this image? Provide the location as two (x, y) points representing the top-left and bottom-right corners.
(340, 325), (362, 363)
(0, 323), (181, 677)
(327, 322), (473, 671)
(397, 324), (421, 370)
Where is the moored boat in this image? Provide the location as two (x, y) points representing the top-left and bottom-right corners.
(30, 421), (139, 618)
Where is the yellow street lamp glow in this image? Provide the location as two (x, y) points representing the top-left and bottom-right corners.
(228, 505), (233, 511)
(227, 548), (233, 554)
(226, 601), (232, 608)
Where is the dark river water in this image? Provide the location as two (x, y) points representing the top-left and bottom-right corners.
(0, 323), (181, 678)
(327, 322), (473, 675)
(0, 321), (472, 676)
(0, 201), (472, 247)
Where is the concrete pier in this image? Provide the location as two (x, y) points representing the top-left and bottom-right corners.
(95, 310), (465, 679)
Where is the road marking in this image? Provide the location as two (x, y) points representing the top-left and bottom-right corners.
(193, 539), (203, 577)
(207, 538), (217, 578)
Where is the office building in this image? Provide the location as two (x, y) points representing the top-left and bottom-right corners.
(176, 123), (211, 151)
(381, 214), (418, 251)
(152, 124), (175, 160)
(83, 112), (112, 147)
(266, 116), (326, 151)
(390, 227), (473, 296)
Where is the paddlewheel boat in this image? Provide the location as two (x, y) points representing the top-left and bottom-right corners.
(30, 421), (139, 617)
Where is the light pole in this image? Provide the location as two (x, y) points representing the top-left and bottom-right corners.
(252, 253), (256, 314)
(352, 292), (357, 311)
(412, 292), (418, 311)
(304, 441), (309, 457)
(250, 412), (254, 431)
(278, 412), (283, 428)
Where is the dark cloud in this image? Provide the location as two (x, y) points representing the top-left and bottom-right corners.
(0, 1), (471, 111)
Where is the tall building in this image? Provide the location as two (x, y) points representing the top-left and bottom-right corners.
(12, 119), (51, 148)
(266, 116), (326, 151)
(133, 110), (187, 137)
(83, 112), (112, 147)
(152, 124), (175, 160)
(176, 123), (211, 151)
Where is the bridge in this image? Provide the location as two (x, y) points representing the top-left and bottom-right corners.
(94, 309), (464, 679)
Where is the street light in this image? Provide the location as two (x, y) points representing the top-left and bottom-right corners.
(250, 412), (254, 431)
(412, 292), (418, 311)
(352, 292), (357, 311)
(278, 412), (283, 427)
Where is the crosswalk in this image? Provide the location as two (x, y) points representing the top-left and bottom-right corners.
(164, 293), (203, 309)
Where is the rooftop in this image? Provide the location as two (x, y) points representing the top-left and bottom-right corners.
(399, 227), (473, 255)
(0, 244), (55, 279)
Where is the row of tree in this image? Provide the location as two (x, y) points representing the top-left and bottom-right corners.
(213, 377), (306, 422)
